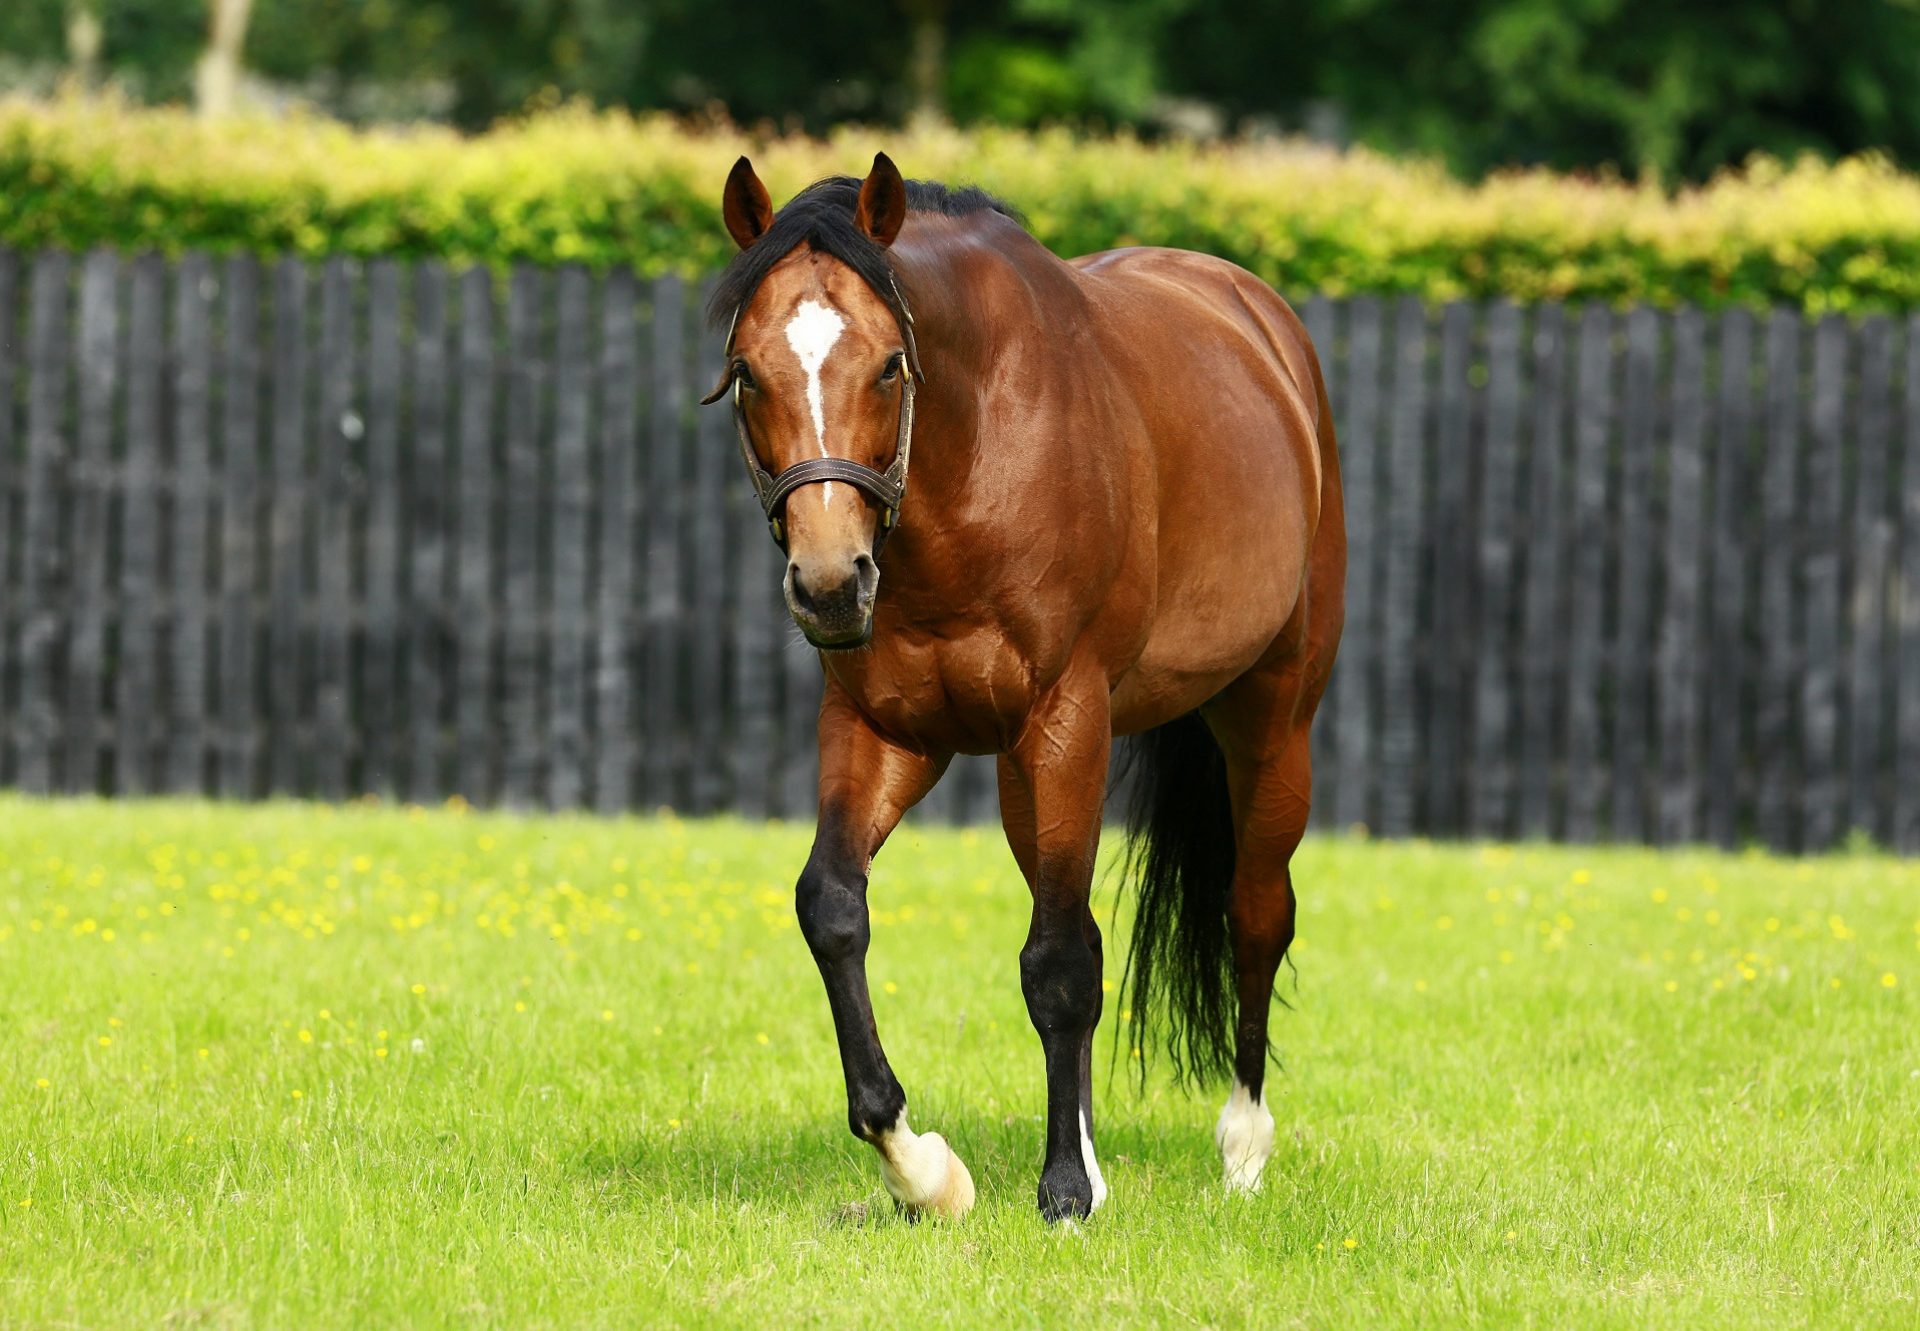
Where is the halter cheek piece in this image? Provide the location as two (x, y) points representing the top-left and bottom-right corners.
(700, 276), (924, 554)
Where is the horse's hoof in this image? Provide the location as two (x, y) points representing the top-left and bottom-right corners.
(879, 1129), (975, 1220)
(1036, 1166), (1095, 1223)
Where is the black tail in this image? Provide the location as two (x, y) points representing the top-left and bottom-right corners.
(1116, 711), (1237, 1087)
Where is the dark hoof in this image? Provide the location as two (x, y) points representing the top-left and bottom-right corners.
(1036, 1165), (1094, 1223)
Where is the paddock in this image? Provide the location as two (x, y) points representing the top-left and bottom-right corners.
(4, 796), (1913, 1327)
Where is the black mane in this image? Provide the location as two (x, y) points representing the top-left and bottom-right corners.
(705, 176), (1022, 332)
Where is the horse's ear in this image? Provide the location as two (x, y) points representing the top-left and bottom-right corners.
(854, 152), (906, 248)
(722, 156), (773, 250)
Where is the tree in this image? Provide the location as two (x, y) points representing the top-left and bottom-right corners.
(65, 3), (103, 88)
(195, 0), (252, 116)
(1161, 0), (1920, 179)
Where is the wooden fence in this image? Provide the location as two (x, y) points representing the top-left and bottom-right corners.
(0, 249), (1916, 852)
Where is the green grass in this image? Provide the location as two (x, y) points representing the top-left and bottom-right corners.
(3, 795), (1917, 1329)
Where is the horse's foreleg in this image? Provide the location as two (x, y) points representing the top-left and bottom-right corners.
(998, 662), (1112, 1222)
(799, 686), (970, 1218)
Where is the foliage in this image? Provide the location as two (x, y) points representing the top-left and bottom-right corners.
(3, 797), (1918, 1327)
(6, 97), (1920, 310)
(0, 0), (204, 102)
(4, 1), (1919, 181)
(1165, 0), (1920, 182)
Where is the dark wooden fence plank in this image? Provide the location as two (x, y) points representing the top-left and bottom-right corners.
(19, 251), (72, 795)
(1515, 304), (1567, 839)
(1424, 300), (1473, 835)
(594, 268), (638, 813)
(1799, 315), (1847, 850)
(1755, 310), (1802, 850)
(217, 255), (260, 799)
(688, 283), (731, 814)
(1299, 294), (1339, 829)
(547, 265), (591, 810)
(0, 250), (15, 783)
(312, 257), (356, 802)
(1562, 304), (1613, 841)
(1469, 301), (1522, 838)
(1609, 306), (1658, 841)
(455, 266), (497, 804)
(266, 258), (308, 795)
(116, 252), (165, 794)
(1845, 317), (1893, 843)
(1704, 308), (1753, 848)
(730, 430), (780, 821)
(782, 639), (821, 818)
(1376, 297), (1428, 838)
(917, 738), (962, 826)
(499, 265), (545, 807)
(1330, 296), (1381, 832)
(67, 251), (119, 793)
(954, 754), (994, 826)
(361, 259), (404, 798)
(407, 263), (450, 803)
(1897, 314), (1920, 853)
(644, 274), (687, 810)
(1655, 307), (1707, 844)
(167, 253), (214, 795)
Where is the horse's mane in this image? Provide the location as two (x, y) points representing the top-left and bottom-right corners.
(705, 176), (1023, 331)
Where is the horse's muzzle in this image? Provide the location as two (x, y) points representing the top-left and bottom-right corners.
(785, 554), (878, 650)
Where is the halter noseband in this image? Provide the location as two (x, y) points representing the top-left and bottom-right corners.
(702, 275), (924, 553)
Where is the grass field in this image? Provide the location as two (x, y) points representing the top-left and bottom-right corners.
(3, 795), (1917, 1329)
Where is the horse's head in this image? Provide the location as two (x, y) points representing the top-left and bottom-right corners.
(708, 153), (917, 651)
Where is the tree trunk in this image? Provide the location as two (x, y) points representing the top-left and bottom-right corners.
(65, 3), (103, 90)
(196, 0), (256, 118)
(903, 0), (949, 127)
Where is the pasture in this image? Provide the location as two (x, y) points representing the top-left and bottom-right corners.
(3, 795), (1916, 1328)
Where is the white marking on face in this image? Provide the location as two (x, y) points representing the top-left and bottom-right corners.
(1080, 1109), (1108, 1211)
(783, 298), (846, 502)
(1215, 1081), (1276, 1194)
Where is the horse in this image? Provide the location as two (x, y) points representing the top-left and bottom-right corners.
(702, 152), (1345, 1222)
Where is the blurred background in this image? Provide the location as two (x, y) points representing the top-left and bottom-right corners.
(0, 2), (1917, 856)
(4, 0), (1920, 180)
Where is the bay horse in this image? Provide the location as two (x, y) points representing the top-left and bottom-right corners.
(702, 153), (1344, 1221)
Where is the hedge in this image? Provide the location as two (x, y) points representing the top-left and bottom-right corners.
(4, 96), (1920, 311)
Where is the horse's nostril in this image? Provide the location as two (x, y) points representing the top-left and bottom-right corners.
(788, 563), (815, 616)
(853, 553), (878, 598)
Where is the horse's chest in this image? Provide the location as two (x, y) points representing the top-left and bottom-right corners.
(831, 629), (1038, 756)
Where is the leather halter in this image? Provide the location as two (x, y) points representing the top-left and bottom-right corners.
(702, 275), (924, 553)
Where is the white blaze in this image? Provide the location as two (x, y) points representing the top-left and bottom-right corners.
(783, 298), (846, 502)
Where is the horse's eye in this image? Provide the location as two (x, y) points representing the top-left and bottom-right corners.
(879, 352), (904, 384)
(732, 360), (756, 391)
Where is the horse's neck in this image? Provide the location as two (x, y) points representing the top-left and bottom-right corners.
(895, 215), (1078, 381)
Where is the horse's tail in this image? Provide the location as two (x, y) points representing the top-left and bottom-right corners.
(1116, 711), (1237, 1087)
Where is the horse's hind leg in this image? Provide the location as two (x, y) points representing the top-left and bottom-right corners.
(800, 684), (973, 1219)
(1202, 668), (1321, 1193)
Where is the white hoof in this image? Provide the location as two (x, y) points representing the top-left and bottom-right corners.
(1215, 1082), (1275, 1194)
(875, 1115), (975, 1219)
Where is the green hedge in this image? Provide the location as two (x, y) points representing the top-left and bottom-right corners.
(5, 97), (1920, 311)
